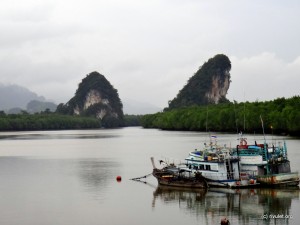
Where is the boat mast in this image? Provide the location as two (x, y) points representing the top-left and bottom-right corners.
(260, 115), (269, 174)
(206, 105), (208, 133)
(243, 94), (246, 132)
(205, 105), (212, 149)
(233, 100), (239, 135)
(260, 115), (266, 142)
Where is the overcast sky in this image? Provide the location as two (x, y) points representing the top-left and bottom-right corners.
(1, 0), (299, 109)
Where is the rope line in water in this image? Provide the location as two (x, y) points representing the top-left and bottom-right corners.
(130, 172), (153, 181)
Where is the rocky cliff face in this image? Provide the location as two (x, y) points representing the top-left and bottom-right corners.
(167, 54), (231, 109)
(84, 89), (103, 110)
(57, 71), (124, 127)
(73, 89), (111, 119)
(205, 70), (230, 104)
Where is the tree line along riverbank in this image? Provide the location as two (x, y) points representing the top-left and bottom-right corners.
(0, 111), (143, 131)
(0, 96), (299, 135)
(141, 96), (300, 136)
(0, 112), (101, 131)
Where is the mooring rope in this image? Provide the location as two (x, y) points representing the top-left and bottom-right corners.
(130, 172), (153, 181)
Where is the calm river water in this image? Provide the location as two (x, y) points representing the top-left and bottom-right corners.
(0, 127), (299, 225)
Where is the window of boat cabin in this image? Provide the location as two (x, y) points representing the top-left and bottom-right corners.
(205, 165), (211, 170)
(192, 164), (210, 170)
(196, 164), (207, 170)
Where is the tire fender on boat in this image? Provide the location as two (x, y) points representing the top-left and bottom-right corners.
(249, 179), (255, 184)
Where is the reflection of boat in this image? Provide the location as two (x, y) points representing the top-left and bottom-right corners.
(151, 157), (208, 189)
(152, 185), (207, 208)
(152, 185), (300, 224)
(208, 188), (299, 222)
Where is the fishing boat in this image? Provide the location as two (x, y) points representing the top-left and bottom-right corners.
(256, 141), (299, 187)
(151, 130), (298, 188)
(151, 157), (208, 189)
(231, 132), (299, 187)
(185, 147), (258, 188)
(182, 135), (258, 188)
(231, 134), (267, 178)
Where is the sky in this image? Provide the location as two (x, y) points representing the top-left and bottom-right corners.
(1, 0), (299, 110)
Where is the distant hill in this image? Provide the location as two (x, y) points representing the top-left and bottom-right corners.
(26, 100), (57, 113)
(56, 71), (124, 127)
(0, 83), (46, 111)
(0, 83), (57, 114)
(123, 99), (161, 115)
(167, 54), (231, 109)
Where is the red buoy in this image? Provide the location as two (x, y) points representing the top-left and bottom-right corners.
(220, 217), (230, 225)
(116, 176), (122, 182)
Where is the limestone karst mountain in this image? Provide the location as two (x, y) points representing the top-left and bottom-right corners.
(167, 54), (231, 109)
(56, 71), (124, 127)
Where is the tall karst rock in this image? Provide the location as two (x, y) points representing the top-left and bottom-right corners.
(57, 71), (124, 127)
(168, 54), (231, 109)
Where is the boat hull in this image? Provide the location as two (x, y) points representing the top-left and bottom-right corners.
(156, 179), (208, 188)
(152, 169), (208, 189)
(206, 178), (259, 189)
(257, 172), (300, 187)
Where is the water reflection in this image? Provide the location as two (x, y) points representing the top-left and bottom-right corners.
(0, 156), (121, 203)
(152, 186), (299, 224)
(76, 159), (120, 193)
(0, 131), (119, 140)
(152, 186), (207, 208)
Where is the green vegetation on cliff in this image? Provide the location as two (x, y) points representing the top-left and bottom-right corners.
(168, 54), (231, 110)
(141, 96), (300, 135)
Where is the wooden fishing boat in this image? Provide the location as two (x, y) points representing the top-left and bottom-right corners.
(151, 158), (208, 189)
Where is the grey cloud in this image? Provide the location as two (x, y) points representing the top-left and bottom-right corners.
(0, 0), (299, 109)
